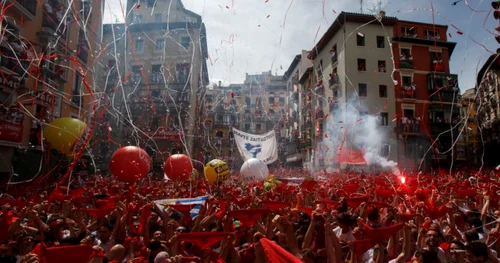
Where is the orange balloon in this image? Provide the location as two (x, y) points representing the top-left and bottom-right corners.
(163, 154), (193, 182)
(110, 146), (151, 183)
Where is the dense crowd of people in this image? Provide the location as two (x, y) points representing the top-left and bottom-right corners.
(1, 168), (499, 263)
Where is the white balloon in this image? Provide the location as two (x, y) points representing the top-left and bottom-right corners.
(240, 158), (269, 183)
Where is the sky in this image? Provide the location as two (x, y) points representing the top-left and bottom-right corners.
(103, 0), (500, 93)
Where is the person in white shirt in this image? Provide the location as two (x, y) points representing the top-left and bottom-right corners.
(332, 212), (356, 242)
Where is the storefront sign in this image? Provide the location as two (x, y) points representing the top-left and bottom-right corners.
(0, 76), (21, 91)
(0, 120), (23, 142)
(0, 104), (24, 143)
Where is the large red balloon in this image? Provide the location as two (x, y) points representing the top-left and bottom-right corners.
(163, 154), (193, 181)
(110, 146), (151, 183)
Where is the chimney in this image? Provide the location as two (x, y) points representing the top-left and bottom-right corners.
(218, 81), (222, 87)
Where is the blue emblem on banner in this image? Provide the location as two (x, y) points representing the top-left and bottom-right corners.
(245, 143), (262, 158)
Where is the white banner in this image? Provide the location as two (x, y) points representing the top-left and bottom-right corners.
(232, 128), (278, 164)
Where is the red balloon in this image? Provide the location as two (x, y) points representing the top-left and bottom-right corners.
(110, 146), (151, 183)
(163, 154), (193, 181)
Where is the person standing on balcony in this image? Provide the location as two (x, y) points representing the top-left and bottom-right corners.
(402, 116), (408, 133)
(414, 116), (420, 133)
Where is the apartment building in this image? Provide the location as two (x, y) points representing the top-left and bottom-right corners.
(475, 54), (500, 167)
(307, 12), (398, 170)
(202, 84), (242, 167)
(1, 0), (103, 181)
(97, 0), (209, 172)
(221, 71), (287, 166)
(283, 50), (314, 169)
(461, 88), (479, 166)
(392, 20), (463, 171)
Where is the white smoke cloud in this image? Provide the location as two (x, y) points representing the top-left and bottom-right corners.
(315, 98), (400, 175)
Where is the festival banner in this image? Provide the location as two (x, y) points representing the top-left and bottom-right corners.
(153, 196), (208, 219)
(231, 128), (278, 164)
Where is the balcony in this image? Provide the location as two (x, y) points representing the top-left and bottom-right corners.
(71, 92), (81, 105)
(329, 100), (339, 112)
(150, 73), (165, 84)
(77, 43), (89, 63)
(429, 121), (460, 137)
(329, 76), (340, 87)
(428, 73), (458, 91)
(299, 140), (312, 151)
(41, 15), (67, 41)
(9, 0), (37, 20)
(429, 91), (460, 103)
(401, 86), (416, 99)
(243, 114), (252, 122)
(400, 59), (414, 69)
(286, 140), (299, 155)
(143, 128), (184, 140)
(396, 120), (422, 135)
(213, 117), (238, 127)
(0, 47), (28, 76)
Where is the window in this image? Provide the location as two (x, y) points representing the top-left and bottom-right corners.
(424, 30), (439, 40)
(269, 96), (275, 104)
(376, 36), (385, 48)
(152, 116), (160, 128)
(330, 44), (337, 64)
(430, 51), (443, 62)
(401, 48), (411, 59)
(155, 38), (165, 50)
(380, 112), (389, 126)
(256, 123), (262, 130)
(356, 32), (365, 46)
(379, 85), (387, 98)
(358, 83), (367, 97)
(154, 14), (162, 23)
(401, 26), (416, 37)
(244, 123), (251, 130)
(378, 61), (386, 73)
(381, 144), (390, 158)
(134, 39), (144, 51)
(181, 37), (190, 48)
(403, 109), (415, 118)
(175, 63), (190, 83)
(151, 90), (160, 98)
(279, 97), (285, 104)
(72, 73), (82, 105)
(359, 111), (368, 117)
(316, 60), (323, 80)
(402, 76), (412, 86)
(357, 59), (366, 71)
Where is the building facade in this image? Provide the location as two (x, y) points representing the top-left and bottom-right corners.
(282, 12), (466, 172)
(475, 54), (500, 167)
(392, 20), (463, 171)
(283, 50), (315, 169)
(461, 88), (479, 166)
(239, 71), (287, 166)
(1, 0), (103, 182)
(97, 0), (209, 172)
(202, 83), (242, 167)
(307, 12), (398, 171)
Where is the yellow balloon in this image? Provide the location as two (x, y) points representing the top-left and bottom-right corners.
(43, 117), (87, 155)
(204, 159), (230, 184)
